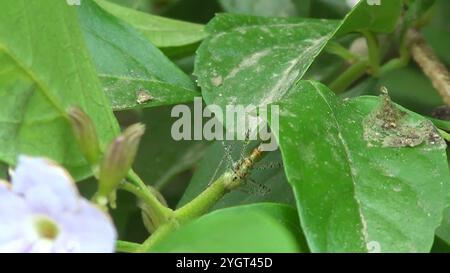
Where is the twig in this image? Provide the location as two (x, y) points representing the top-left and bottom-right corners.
(408, 29), (450, 106)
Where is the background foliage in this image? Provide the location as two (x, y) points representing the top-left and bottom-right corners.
(1, 0), (450, 253)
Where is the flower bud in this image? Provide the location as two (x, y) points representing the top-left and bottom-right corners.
(97, 123), (145, 200)
(67, 107), (101, 166)
(140, 186), (168, 233)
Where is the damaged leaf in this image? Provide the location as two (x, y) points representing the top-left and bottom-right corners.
(276, 81), (450, 252)
(363, 87), (444, 148)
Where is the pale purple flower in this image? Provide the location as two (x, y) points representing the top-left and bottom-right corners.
(0, 156), (117, 253)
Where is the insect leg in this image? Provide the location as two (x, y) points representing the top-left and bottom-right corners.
(245, 178), (271, 196)
(253, 161), (283, 171)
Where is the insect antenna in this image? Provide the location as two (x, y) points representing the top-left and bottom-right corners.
(239, 129), (251, 162)
(207, 141), (236, 186)
(207, 152), (227, 186)
(222, 140), (235, 169)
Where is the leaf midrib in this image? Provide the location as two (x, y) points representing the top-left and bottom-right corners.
(0, 44), (66, 117)
(308, 80), (370, 252)
(211, 21), (336, 36)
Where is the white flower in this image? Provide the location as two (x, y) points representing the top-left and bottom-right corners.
(0, 156), (117, 253)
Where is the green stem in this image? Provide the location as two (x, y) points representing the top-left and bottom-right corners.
(127, 169), (149, 189)
(139, 173), (231, 252)
(175, 173), (230, 222)
(121, 171), (174, 226)
(139, 222), (178, 252)
(379, 57), (409, 76)
(438, 128), (450, 142)
(116, 240), (142, 253)
(138, 146), (267, 252)
(429, 117), (450, 141)
(329, 60), (369, 93)
(429, 117), (450, 131)
(325, 41), (358, 63)
(380, 33), (411, 76)
(362, 31), (381, 75)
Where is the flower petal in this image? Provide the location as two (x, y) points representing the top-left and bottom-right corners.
(28, 239), (56, 253)
(54, 200), (117, 253)
(0, 183), (32, 252)
(12, 156), (79, 214)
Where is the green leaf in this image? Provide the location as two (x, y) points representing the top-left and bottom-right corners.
(78, 0), (199, 111)
(95, 0), (207, 58)
(342, 65), (444, 115)
(134, 105), (208, 191)
(219, 0), (310, 17)
(338, 0), (403, 34)
(436, 207), (450, 246)
(276, 81), (450, 252)
(343, 65), (445, 114)
(404, 0), (436, 27)
(422, 0), (450, 65)
(194, 13), (340, 109)
(177, 140), (295, 209)
(431, 236), (450, 253)
(310, 0), (351, 19)
(292, 0), (312, 17)
(151, 203), (307, 252)
(108, 0), (154, 13)
(376, 66), (444, 115)
(157, 0), (222, 24)
(195, 2), (403, 111)
(0, 162), (7, 180)
(0, 0), (119, 179)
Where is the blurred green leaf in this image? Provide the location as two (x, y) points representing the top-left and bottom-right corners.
(304, 52), (345, 83)
(158, 0), (222, 24)
(95, 0), (207, 58)
(342, 65), (444, 115)
(178, 140), (295, 209)
(310, 0), (351, 19)
(436, 207), (450, 246)
(376, 66), (444, 115)
(431, 236), (450, 253)
(292, 0), (312, 17)
(276, 81), (450, 252)
(0, 162), (7, 180)
(338, 0), (403, 34)
(151, 203), (307, 252)
(422, 0), (450, 65)
(0, 0), (119, 179)
(108, 0), (154, 13)
(219, 0), (310, 17)
(134, 105), (207, 197)
(78, 0), (199, 111)
(404, 0), (436, 28)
